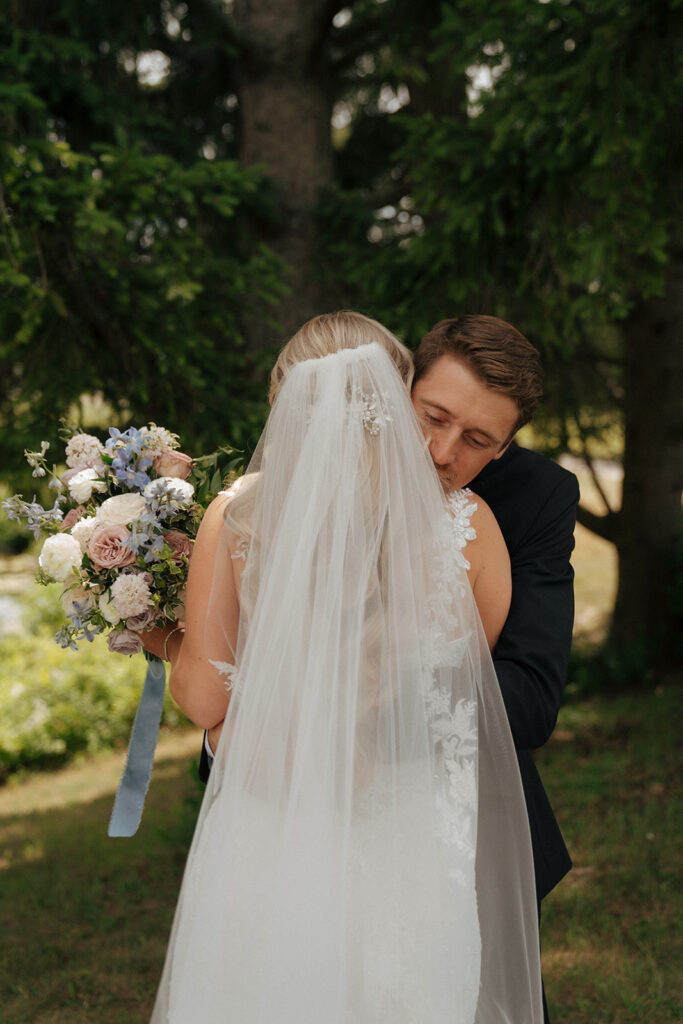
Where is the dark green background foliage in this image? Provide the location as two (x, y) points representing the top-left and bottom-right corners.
(0, 3), (283, 474)
(1, 0), (681, 658)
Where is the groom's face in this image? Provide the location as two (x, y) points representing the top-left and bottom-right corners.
(411, 355), (519, 491)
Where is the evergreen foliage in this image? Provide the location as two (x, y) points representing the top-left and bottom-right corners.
(1, 0), (681, 658)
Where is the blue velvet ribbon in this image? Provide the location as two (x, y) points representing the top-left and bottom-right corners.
(108, 652), (166, 838)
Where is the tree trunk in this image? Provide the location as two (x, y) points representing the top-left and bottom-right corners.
(609, 259), (683, 669)
(233, 0), (334, 349)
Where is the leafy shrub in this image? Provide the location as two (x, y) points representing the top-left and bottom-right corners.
(0, 626), (188, 779)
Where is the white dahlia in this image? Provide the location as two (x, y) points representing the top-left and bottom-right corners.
(110, 573), (154, 619)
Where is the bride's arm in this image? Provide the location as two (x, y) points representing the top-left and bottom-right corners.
(167, 494), (241, 729)
(466, 498), (511, 651)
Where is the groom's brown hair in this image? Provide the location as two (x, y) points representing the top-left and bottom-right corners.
(413, 315), (544, 435)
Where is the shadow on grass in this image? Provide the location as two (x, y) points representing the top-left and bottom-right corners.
(0, 744), (203, 1024)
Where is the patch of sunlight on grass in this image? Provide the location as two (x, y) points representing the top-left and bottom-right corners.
(0, 729), (201, 818)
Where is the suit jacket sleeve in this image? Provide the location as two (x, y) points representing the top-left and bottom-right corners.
(492, 472), (580, 751)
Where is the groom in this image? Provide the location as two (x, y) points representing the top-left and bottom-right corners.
(411, 315), (578, 1024)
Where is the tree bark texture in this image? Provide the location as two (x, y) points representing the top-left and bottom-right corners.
(233, 0), (335, 349)
(609, 259), (683, 665)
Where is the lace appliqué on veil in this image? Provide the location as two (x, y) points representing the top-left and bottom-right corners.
(230, 537), (248, 562)
(421, 489), (479, 863)
(294, 387), (395, 434)
(209, 660), (241, 694)
(348, 385), (394, 435)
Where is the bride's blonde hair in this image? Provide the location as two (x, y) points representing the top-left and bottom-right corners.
(269, 311), (413, 402)
(225, 311), (413, 538)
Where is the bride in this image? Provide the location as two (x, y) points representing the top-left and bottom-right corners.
(145, 311), (543, 1023)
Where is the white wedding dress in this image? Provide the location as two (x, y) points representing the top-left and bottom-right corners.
(150, 344), (543, 1024)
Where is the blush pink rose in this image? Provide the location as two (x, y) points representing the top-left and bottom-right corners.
(87, 524), (137, 569)
(164, 530), (193, 564)
(153, 449), (193, 479)
(107, 628), (143, 655)
(61, 506), (85, 531)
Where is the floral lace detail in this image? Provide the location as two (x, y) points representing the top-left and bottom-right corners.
(418, 489), (480, 861)
(446, 487), (477, 571)
(431, 697), (478, 859)
(348, 385), (394, 435)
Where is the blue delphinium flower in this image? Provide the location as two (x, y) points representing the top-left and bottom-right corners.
(55, 626), (79, 651)
(107, 427), (154, 490)
(126, 521), (166, 563)
(112, 461), (152, 490)
(24, 440), (50, 478)
(143, 479), (194, 521)
(2, 495), (64, 539)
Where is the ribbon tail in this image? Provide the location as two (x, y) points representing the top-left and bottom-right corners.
(108, 652), (167, 838)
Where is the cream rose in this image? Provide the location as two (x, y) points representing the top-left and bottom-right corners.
(153, 448), (193, 479)
(97, 493), (146, 527)
(39, 534), (83, 582)
(68, 468), (108, 503)
(87, 525), (137, 569)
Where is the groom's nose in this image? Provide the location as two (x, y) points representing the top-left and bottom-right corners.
(428, 428), (462, 468)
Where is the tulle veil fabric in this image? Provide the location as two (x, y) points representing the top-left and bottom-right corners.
(150, 342), (543, 1023)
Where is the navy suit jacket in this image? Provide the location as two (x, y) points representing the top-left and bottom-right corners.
(470, 442), (578, 899)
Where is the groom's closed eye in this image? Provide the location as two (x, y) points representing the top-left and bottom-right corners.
(424, 415), (491, 449)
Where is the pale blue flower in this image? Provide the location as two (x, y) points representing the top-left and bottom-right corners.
(2, 495), (64, 539)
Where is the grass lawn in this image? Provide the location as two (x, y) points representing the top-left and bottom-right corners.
(537, 688), (681, 1022)
(1, 688), (680, 1023)
(0, 731), (203, 1024)
(1, 461), (679, 1021)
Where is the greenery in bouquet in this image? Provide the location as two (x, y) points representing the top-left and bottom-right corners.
(3, 424), (241, 656)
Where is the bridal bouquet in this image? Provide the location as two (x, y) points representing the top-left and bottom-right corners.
(3, 424), (240, 656)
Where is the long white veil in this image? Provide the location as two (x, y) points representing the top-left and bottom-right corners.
(151, 342), (543, 1023)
